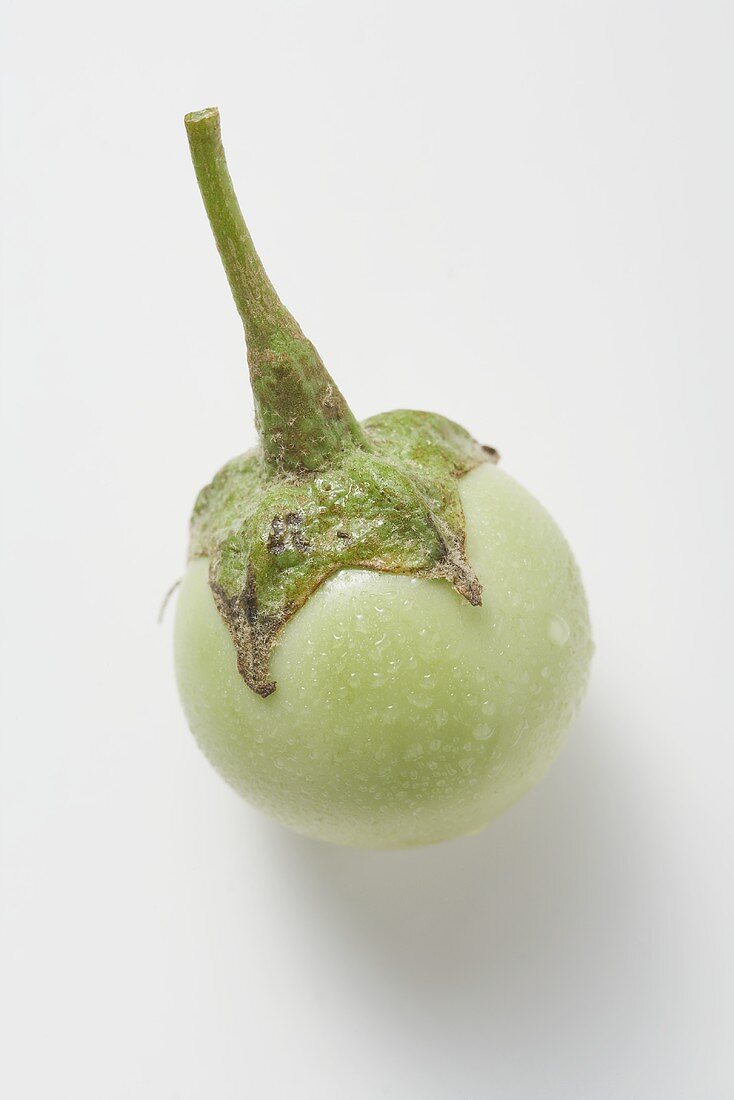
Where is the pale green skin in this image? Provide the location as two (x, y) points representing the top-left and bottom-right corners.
(175, 463), (592, 848)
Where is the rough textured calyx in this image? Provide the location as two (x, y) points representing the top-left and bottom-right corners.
(189, 409), (497, 695)
(184, 107), (498, 695)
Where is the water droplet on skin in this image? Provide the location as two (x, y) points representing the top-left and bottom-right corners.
(473, 725), (495, 742)
(511, 720), (530, 746)
(548, 615), (570, 646)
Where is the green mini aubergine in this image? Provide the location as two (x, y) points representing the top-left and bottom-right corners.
(174, 107), (593, 849)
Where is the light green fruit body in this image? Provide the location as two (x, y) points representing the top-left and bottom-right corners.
(175, 462), (592, 849)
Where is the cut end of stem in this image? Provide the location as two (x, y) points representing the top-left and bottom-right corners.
(184, 108), (222, 152)
(184, 106), (219, 125)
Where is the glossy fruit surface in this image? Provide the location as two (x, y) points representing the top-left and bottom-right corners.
(175, 462), (592, 848)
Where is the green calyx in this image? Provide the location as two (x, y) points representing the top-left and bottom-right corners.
(190, 411), (497, 695)
(184, 107), (498, 696)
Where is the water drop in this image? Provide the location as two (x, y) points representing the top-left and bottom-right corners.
(473, 725), (495, 742)
(548, 615), (570, 646)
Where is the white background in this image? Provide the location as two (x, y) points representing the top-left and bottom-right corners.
(1, 2), (733, 1097)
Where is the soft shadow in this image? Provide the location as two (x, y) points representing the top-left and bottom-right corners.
(264, 693), (658, 1025)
